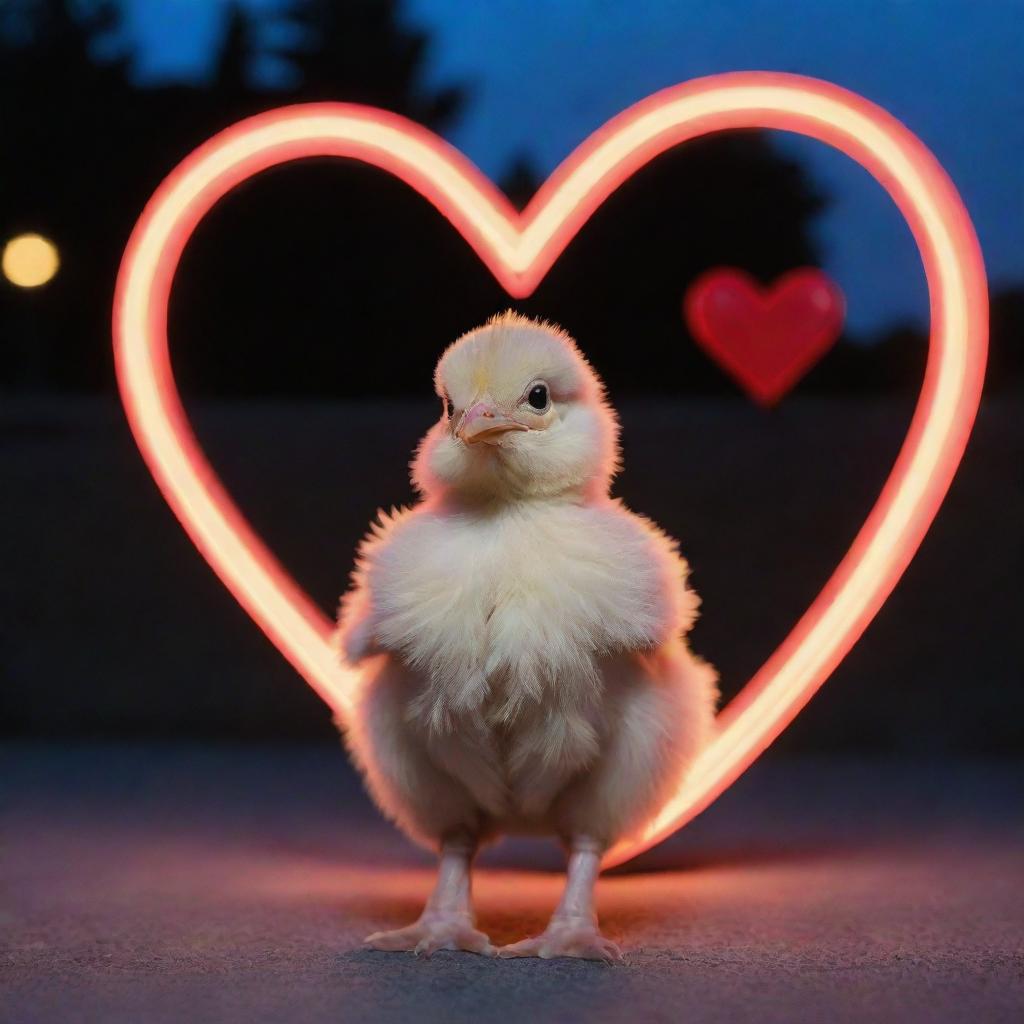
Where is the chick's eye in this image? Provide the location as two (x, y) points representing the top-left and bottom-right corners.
(527, 383), (548, 410)
(443, 395), (455, 419)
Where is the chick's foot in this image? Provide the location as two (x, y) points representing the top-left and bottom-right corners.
(498, 917), (623, 963)
(366, 910), (496, 957)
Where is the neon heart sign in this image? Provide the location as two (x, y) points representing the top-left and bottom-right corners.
(113, 73), (987, 869)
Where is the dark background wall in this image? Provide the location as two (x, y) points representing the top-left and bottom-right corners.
(1, 1), (1021, 752)
(3, 392), (1021, 753)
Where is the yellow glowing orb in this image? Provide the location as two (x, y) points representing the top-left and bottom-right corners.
(2, 233), (60, 288)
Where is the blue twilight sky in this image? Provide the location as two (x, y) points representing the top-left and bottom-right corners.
(115, 0), (1023, 337)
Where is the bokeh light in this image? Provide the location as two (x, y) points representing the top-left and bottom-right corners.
(2, 233), (60, 288)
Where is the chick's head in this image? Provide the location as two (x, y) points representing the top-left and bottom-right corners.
(411, 312), (620, 502)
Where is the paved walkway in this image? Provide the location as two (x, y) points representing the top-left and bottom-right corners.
(2, 744), (1022, 1023)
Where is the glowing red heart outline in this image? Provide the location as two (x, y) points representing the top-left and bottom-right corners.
(113, 73), (987, 868)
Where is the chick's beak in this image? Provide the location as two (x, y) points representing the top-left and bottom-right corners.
(457, 400), (528, 445)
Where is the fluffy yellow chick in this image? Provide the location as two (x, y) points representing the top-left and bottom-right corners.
(336, 312), (717, 961)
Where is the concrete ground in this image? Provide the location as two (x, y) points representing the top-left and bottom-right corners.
(2, 744), (1021, 1023)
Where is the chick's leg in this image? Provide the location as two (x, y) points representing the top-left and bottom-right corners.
(498, 836), (622, 963)
(366, 833), (495, 957)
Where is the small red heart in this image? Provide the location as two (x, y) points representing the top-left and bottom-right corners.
(684, 268), (846, 406)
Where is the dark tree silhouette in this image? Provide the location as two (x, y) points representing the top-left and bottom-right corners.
(0, 0), (467, 395)
(497, 154), (542, 213)
(6, 0), (989, 401)
(0, 0), (133, 389)
(510, 130), (830, 396)
(802, 284), (1023, 395)
(271, 0), (464, 127)
(214, 4), (262, 93)
(987, 286), (1024, 391)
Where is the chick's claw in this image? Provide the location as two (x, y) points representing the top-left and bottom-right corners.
(498, 919), (623, 964)
(365, 912), (496, 958)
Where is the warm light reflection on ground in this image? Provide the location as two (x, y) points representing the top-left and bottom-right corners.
(222, 854), (839, 946)
(7, 750), (1021, 1018)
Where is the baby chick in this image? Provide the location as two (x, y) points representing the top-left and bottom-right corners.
(336, 312), (717, 961)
